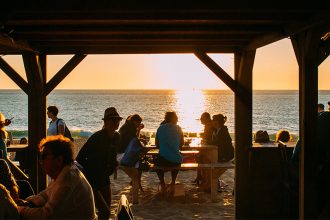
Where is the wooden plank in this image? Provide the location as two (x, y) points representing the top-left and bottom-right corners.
(45, 54), (86, 95)
(292, 27), (321, 219)
(234, 50), (255, 219)
(0, 34), (33, 52)
(22, 52), (47, 193)
(194, 51), (237, 92)
(0, 57), (29, 94)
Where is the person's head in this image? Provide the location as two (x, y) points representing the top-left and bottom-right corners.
(276, 129), (291, 142)
(20, 137), (28, 144)
(328, 101), (330, 111)
(254, 130), (270, 143)
(200, 112), (211, 125)
(47, 106), (59, 118)
(129, 114), (143, 129)
(102, 107), (123, 132)
(0, 159), (19, 200)
(39, 135), (74, 179)
(212, 114), (227, 128)
(0, 112), (5, 129)
(164, 111), (178, 124)
(318, 103), (324, 113)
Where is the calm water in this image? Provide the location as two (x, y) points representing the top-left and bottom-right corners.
(0, 89), (329, 138)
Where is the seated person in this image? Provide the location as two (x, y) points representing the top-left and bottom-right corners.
(212, 114), (234, 162)
(0, 184), (19, 219)
(118, 114), (145, 194)
(154, 111), (184, 194)
(275, 129), (291, 143)
(18, 135), (97, 219)
(0, 159), (20, 219)
(291, 111), (330, 217)
(0, 159), (20, 201)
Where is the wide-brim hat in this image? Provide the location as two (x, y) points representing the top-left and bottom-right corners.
(102, 107), (123, 121)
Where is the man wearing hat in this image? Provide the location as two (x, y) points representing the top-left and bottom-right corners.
(76, 107), (122, 220)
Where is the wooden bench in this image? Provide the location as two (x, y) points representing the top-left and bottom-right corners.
(151, 161), (234, 202)
(119, 161), (234, 203)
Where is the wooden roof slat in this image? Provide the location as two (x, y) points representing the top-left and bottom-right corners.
(1, 6), (328, 55)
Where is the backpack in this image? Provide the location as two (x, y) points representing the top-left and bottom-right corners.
(55, 119), (74, 142)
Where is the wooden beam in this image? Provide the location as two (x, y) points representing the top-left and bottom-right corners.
(22, 53), (43, 86)
(45, 54), (86, 95)
(234, 49), (255, 219)
(194, 51), (237, 92)
(246, 13), (330, 50)
(0, 57), (28, 94)
(318, 31), (330, 65)
(22, 52), (47, 193)
(291, 26), (323, 219)
(0, 34), (34, 52)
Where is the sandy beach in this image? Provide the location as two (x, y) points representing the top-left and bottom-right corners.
(74, 137), (235, 220)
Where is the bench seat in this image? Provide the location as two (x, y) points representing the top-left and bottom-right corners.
(118, 162), (234, 203)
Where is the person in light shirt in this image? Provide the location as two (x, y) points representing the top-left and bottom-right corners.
(18, 135), (97, 220)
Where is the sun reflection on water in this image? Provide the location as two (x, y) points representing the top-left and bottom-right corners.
(174, 89), (206, 135)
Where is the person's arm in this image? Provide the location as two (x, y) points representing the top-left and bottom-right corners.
(57, 120), (65, 135)
(19, 184), (71, 218)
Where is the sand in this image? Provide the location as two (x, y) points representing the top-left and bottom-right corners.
(74, 137), (235, 220)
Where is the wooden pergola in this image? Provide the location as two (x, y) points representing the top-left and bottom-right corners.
(1, 2), (330, 218)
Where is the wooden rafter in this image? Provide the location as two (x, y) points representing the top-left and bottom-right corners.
(194, 51), (236, 92)
(0, 56), (28, 93)
(45, 54), (86, 95)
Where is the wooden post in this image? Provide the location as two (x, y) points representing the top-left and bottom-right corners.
(291, 27), (325, 219)
(234, 50), (255, 219)
(22, 52), (47, 192)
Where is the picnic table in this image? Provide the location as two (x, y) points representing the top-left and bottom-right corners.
(7, 144), (29, 152)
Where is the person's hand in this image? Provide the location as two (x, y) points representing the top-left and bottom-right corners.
(138, 123), (144, 130)
(4, 119), (11, 126)
(16, 199), (30, 206)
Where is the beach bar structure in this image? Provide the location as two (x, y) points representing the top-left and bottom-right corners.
(1, 2), (330, 218)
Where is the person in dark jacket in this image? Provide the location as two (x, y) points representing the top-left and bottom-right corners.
(76, 107), (122, 220)
(211, 114), (234, 162)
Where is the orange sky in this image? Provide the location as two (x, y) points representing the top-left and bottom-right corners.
(0, 39), (329, 90)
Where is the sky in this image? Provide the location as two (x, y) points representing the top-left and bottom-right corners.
(0, 38), (329, 90)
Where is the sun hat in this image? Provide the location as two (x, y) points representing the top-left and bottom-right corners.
(254, 130), (270, 143)
(102, 107), (123, 121)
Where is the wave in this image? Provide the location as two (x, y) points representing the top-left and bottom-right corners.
(7, 130), (94, 139)
(7, 129), (298, 142)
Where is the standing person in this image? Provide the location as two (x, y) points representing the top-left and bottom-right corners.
(0, 112), (12, 159)
(76, 107), (122, 220)
(18, 135), (97, 219)
(212, 114), (234, 162)
(47, 106), (66, 136)
(155, 111), (184, 195)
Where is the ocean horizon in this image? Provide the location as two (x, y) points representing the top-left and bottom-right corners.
(1, 89), (329, 139)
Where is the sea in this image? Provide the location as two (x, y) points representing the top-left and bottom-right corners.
(1, 89), (329, 139)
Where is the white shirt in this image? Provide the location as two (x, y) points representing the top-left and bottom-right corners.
(18, 164), (97, 220)
(47, 119), (65, 136)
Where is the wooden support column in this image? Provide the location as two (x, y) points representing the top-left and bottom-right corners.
(22, 52), (47, 193)
(291, 27), (329, 219)
(234, 50), (255, 219)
